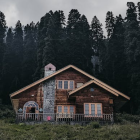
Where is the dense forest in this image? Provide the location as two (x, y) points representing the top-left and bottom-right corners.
(0, 2), (140, 114)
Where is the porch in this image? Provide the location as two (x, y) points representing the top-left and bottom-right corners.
(16, 113), (114, 124)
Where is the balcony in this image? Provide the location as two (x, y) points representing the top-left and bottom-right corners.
(16, 113), (114, 124)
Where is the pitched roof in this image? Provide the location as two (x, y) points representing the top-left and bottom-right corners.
(69, 80), (119, 97)
(10, 65), (130, 100)
(69, 80), (130, 100)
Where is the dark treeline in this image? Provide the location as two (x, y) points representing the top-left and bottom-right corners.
(0, 2), (140, 114)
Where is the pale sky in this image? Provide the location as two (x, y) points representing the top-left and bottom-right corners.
(0, 0), (139, 35)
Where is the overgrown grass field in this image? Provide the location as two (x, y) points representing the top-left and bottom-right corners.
(0, 106), (140, 140)
(0, 120), (140, 140)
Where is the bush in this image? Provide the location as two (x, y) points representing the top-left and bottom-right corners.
(90, 121), (100, 128)
(0, 105), (15, 119)
(115, 113), (140, 124)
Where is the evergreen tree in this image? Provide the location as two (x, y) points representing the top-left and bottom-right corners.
(105, 15), (127, 92)
(66, 9), (81, 66)
(43, 10), (66, 71)
(105, 11), (115, 38)
(137, 2), (140, 21)
(0, 11), (6, 100)
(77, 15), (93, 73)
(1, 28), (14, 103)
(11, 20), (23, 91)
(91, 16), (104, 76)
(22, 22), (37, 86)
(66, 10), (92, 73)
(124, 2), (140, 113)
(34, 11), (53, 79)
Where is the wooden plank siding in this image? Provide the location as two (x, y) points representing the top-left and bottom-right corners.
(55, 68), (90, 113)
(11, 84), (43, 112)
(54, 69), (114, 114)
(70, 84), (114, 114)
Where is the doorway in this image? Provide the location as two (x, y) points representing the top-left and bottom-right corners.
(30, 107), (35, 113)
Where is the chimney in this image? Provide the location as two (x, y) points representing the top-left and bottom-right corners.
(44, 63), (56, 77)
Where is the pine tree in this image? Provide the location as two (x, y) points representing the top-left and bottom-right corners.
(66, 10), (92, 72)
(77, 15), (93, 73)
(137, 2), (140, 21)
(22, 22), (37, 86)
(105, 15), (127, 92)
(11, 20), (23, 91)
(105, 11), (115, 38)
(91, 16), (104, 76)
(1, 28), (14, 103)
(34, 11), (53, 79)
(43, 10), (66, 71)
(66, 9), (81, 66)
(124, 2), (140, 113)
(0, 11), (6, 100)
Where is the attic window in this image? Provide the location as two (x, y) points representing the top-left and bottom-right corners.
(90, 88), (94, 92)
(77, 83), (83, 88)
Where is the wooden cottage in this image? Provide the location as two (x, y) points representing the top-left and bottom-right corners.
(10, 63), (130, 123)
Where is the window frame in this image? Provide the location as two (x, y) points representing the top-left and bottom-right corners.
(57, 105), (75, 114)
(57, 80), (74, 90)
(57, 80), (63, 89)
(84, 103), (102, 117)
(77, 83), (83, 88)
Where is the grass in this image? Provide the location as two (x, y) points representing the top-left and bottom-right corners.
(0, 120), (140, 140)
(0, 106), (140, 140)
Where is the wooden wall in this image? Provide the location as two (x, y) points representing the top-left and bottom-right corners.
(11, 84), (43, 112)
(55, 68), (90, 113)
(54, 68), (116, 114)
(11, 68), (127, 114)
(71, 84), (115, 114)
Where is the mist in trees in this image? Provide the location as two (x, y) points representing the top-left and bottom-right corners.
(0, 2), (140, 114)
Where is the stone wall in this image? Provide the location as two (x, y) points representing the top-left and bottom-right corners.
(43, 78), (55, 121)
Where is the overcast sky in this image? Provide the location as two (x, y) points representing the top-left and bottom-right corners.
(0, 0), (139, 35)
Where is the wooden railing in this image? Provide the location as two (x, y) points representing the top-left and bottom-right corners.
(16, 113), (113, 123)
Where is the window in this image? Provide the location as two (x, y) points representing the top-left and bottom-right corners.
(90, 88), (94, 91)
(84, 103), (102, 117)
(97, 104), (101, 115)
(70, 106), (74, 113)
(77, 83), (83, 88)
(70, 81), (74, 89)
(64, 106), (68, 113)
(57, 105), (75, 114)
(64, 81), (68, 89)
(58, 81), (62, 89)
(58, 106), (62, 113)
(57, 80), (74, 90)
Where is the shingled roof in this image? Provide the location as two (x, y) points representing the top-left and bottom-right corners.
(10, 65), (130, 100)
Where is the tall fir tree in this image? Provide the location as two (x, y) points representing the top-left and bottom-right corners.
(105, 15), (127, 93)
(2, 28), (14, 103)
(66, 9), (92, 73)
(0, 11), (6, 100)
(22, 22), (37, 86)
(105, 11), (115, 39)
(11, 20), (23, 91)
(124, 2), (140, 113)
(91, 16), (104, 76)
(34, 11), (53, 79)
(66, 9), (81, 66)
(43, 10), (66, 71)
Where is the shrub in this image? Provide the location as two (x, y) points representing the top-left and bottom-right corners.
(115, 113), (140, 124)
(90, 121), (100, 128)
(0, 105), (15, 119)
